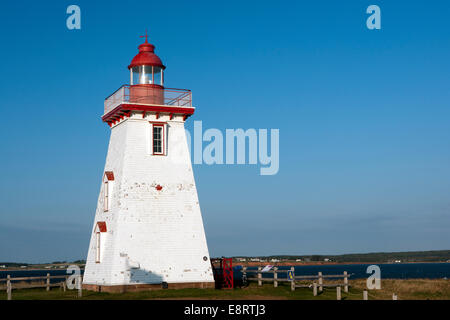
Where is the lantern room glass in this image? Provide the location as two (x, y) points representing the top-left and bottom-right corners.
(131, 66), (164, 86)
(153, 67), (162, 86)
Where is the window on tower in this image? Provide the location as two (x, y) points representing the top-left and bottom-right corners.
(95, 222), (107, 264)
(150, 122), (167, 156)
(153, 125), (163, 154)
(95, 231), (101, 263)
(104, 181), (109, 211)
(103, 171), (114, 211)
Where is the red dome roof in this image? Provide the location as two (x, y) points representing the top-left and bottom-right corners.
(128, 39), (165, 70)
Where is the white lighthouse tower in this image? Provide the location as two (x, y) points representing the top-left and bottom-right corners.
(82, 34), (215, 292)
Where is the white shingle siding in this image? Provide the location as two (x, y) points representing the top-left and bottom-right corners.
(83, 114), (214, 286)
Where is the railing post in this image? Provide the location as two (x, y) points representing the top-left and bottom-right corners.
(273, 267), (278, 288)
(46, 273), (50, 291)
(6, 275), (11, 300)
(344, 271), (348, 293)
(257, 267), (262, 286)
(336, 286), (341, 300)
(318, 272), (323, 292)
(313, 282), (317, 296)
(290, 266), (295, 291)
(363, 290), (368, 300)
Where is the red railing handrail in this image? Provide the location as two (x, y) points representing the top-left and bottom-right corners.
(104, 85), (192, 114)
(105, 85), (191, 100)
(165, 90), (191, 105)
(104, 84), (129, 101)
(164, 87), (191, 92)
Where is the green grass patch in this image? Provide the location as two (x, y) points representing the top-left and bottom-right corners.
(3, 279), (448, 300)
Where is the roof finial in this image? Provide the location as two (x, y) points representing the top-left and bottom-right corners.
(140, 30), (149, 43)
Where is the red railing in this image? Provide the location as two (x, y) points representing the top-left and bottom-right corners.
(104, 85), (192, 115)
(211, 257), (234, 289)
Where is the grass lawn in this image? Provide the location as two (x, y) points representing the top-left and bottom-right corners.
(2, 279), (449, 300)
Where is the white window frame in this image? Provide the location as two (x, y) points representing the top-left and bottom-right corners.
(103, 172), (114, 212)
(95, 231), (101, 263)
(94, 222), (107, 263)
(104, 180), (109, 212)
(150, 122), (167, 156)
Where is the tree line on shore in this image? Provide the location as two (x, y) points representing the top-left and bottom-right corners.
(229, 250), (450, 263)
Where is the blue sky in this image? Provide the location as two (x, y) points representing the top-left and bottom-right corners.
(0, 1), (449, 263)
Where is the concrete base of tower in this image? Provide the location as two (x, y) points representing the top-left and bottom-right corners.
(82, 281), (215, 293)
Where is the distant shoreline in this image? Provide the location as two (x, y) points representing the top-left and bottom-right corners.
(1, 261), (449, 272)
(234, 261), (450, 267)
(1, 249), (449, 271)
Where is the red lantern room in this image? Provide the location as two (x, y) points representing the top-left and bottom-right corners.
(128, 33), (165, 105)
(102, 33), (194, 127)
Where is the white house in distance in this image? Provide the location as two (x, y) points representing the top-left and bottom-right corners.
(82, 34), (215, 292)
